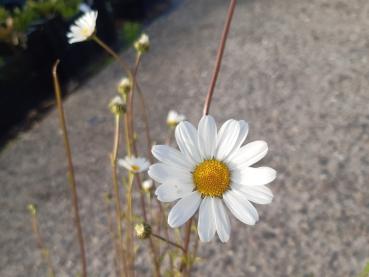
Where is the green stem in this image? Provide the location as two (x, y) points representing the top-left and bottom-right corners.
(111, 115), (127, 277)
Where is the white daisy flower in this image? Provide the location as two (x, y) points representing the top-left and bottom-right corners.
(118, 156), (150, 173)
(149, 115), (276, 243)
(167, 110), (186, 127)
(67, 11), (98, 44)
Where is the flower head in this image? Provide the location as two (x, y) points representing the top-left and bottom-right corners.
(67, 11), (97, 44)
(118, 156), (150, 173)
(166, 110), (185, 128)
(149, 115), (276, 243)
(134, 33), (150, 54)
(142, 179), (153, 192)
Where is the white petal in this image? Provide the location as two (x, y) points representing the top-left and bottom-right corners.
(232, 167), (277, 186)
(198, 198), (216, 242)
(229, 141), (268, 168)
(232, 184), (273, 204)
(155, 183), (193, 203)
(148, 163), (192, 184)
(215, 119), (240, 161)
(152, 145), (193, 170)
(212, 198), (231, 242)
(118, 159), (131, 170)
(175, 122), (202, 164)
(198, 115), (217, 159)
(168, 192), (202, 228)
(223, 190), (259, 225)
(225, 120), (249, 162)
(136, 158), (150, 172)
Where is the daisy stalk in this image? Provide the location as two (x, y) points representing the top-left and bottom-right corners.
(181, 0), (238, 273)
(110, 112), (126, 277)
(125, 171), (135, 276)
(52, 61), (87, 277)
(93, 33), (162, 276)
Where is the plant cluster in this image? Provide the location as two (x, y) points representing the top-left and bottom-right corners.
(30, 2), (278, 276)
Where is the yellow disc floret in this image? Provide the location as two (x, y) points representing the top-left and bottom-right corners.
(193, 159), (231, 198)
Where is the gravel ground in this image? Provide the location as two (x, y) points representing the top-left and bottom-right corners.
(1, 0), (369, 276)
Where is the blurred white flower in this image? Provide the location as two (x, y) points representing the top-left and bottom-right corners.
(166, 110), (185, 127)
(142, 179), (153, 191)
(134, 33), (150, 53)
(149, 115), (276, 243)
(118, 156), (150, 173)
(67, 11), (98, 44)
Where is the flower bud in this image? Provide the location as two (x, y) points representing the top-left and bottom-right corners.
(167, 110), (186, 128)
(135, 223), (152, 239)
(142, 179), (153, 192)
(109, 96), (126, 115)
(27, 204), (37, 216)
(134, 34), (150, 54)
(117, 77), (132, 96)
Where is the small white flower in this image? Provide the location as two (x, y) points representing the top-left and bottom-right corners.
(167, 110), (186, 127)
(149, 115), (276, 243)
(67, 11), (98, 44)
(118, 156), (150, 173)
(134, 33), (150, 53)
(142, 179), (153, 191)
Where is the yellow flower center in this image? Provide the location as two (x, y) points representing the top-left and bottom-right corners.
(81, 27), (91, 37)
(131, 165), (140, 172)
(193, 159), (231, 198)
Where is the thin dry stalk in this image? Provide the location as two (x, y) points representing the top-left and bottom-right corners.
(52, 60), (87, 277)
(29, 209), (56, 277)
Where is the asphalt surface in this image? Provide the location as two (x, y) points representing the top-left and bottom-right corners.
(1, 0), (369, 276)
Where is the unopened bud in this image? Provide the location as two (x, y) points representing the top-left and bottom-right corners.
(117, 77), (132, 95)
(135, 223), (151, 239)
(27, 204), (37, 216)
(109, 96), (126, 115)
(142, 179), (153, 192)
(134, 34), (150, 54)
(167, 110), (185, 128)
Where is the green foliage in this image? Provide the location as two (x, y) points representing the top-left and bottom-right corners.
(119, 21), (142, 45)
(0, 7), (9, 23)
(0, 0), (81, 48)
(25, 0), (82, 20)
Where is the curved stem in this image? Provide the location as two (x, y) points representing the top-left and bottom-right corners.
(92, 35), (133, 81)
(203, 0), (237, 115)
(52, 60), (87, 277)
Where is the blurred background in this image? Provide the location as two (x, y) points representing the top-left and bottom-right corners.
(1, 0), (369, 276)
